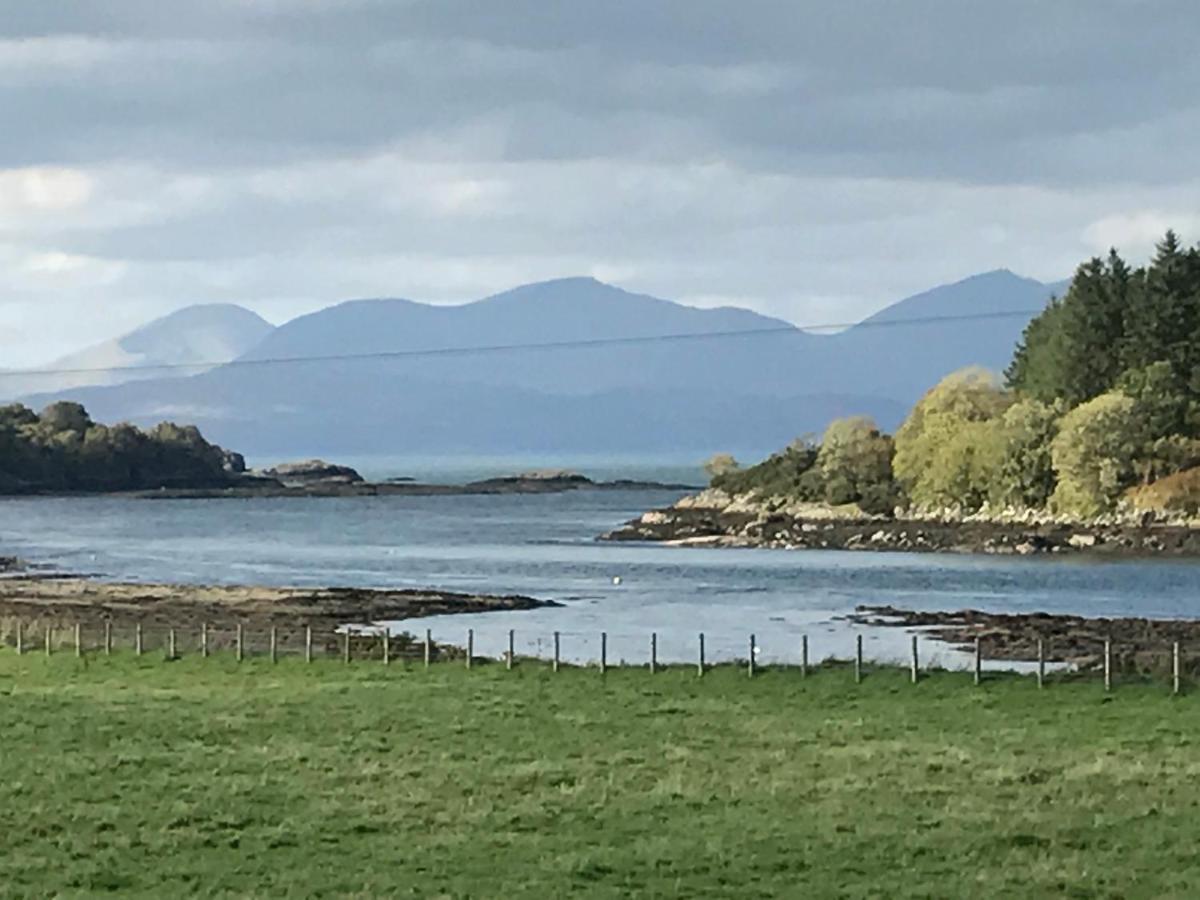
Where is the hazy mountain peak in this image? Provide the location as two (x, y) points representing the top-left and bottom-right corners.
(0, 303), (275, 400)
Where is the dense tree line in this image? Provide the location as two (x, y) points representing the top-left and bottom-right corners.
(711, 233), (1200, 518)
(0, 402), (244, 494)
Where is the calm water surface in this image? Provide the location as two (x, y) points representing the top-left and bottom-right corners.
(2, 490), (1198, 667)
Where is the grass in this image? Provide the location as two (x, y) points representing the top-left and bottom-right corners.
(2, 654), (1199, 898)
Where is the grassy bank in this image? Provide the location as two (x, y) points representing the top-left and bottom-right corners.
(2, 655), (1198, 897)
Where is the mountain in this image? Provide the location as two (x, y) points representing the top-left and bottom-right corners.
(1, 304), (274, 398)
(15, 273), (1059, 457)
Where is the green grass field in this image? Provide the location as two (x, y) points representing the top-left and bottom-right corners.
(2, 653), (1198, 898)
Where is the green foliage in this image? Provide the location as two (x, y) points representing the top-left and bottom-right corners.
(0, 402), (242, 494)
(893, 368), (1012, 512)
(989, 398), (1062, 509)
(711, 437), (823, 500)
(1050, 392), (1143, 517)
(816, 416), (897, 513)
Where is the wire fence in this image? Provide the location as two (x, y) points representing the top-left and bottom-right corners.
(1, 618), (1197, 694)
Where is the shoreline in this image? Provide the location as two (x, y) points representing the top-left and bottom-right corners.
(0, 577), (555, 638)
(849, 605), (1200, 672)
(602, 500), (1200, 558)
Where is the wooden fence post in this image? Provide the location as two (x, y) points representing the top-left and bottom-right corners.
(650, 632), (657, 675)
(600, 632), (607, 675)
(75, 623), (82, 658)
(973, 636), (981, 686)
(168, 628), (177, 660)
(342, 631), (350, 664)
(697, 632), (705, 677)
(506, 629), (514, 670)
(801, 634), (808, 678)
(305, 626), (313, 663)
(466, 629), (473, 669)
(15, 621), (22, 656)
(1174, 641), (1181, 696)
(269, 627), (277, 664)
(45, 625), (52, 657)
(236, 623), (244, 662)
(200, 622), (208, 658)
(382, 629), (390, 666)
(424, 629), (432, 668)
(135, 623), (143, 657)
(553, 631), (560, 672)
(748, 634), (756, 678)
(854, 634), (862, 684)
(1104, 639), (1112, 692)
(910, 634), (918, 684)
(1037, 638), (1044, 689)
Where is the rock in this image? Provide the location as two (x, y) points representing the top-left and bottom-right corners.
(258, 459), (364, 486)
(640, 511), (671, 525)
(1068, 533), (1098, 549)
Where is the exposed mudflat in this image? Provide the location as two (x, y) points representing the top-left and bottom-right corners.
(0, 578), (554, 655)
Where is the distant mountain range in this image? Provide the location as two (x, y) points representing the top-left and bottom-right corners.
(1, 304), (274, 397)
(6, 271), (1065, 457)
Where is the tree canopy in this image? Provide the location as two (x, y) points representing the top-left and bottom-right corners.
(0, 402), (243, 494)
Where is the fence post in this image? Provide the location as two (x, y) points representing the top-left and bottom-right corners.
(801, 634), (808, 678)
(305, 626), (313, 663)
(854, 634), (862, 684)
(424, 629), (432, 668)
(15, 621), (22, 656)
(342, 631), (350, 665)
(553, 631), (560, 672)
(697, 632), (705, 677)
(910, 634), (918, 684)
(382, 629), (390, 666)
(748, 634), (756, 678)
(75, 623), (82, 658)
(466, 629), (473, 669)
(600, 632), (607, 675)
(168, 628), (177, 661)
(236, 623), (244, 662)
(45, 625), (52, 657)
(1174, 641), (1181, 696)
(136, 623), (143, 657)
(1104, 639), (1112, 692)
(200, 622), (208, 658)
(650, 632), (657, 675)
(269, 627), (277, 664)
(973, 636), (981, 686)
(1037, 638), (1044, 689)
(506, 629), (514, 670)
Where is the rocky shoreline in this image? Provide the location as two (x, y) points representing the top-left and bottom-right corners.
(602, 492), (1200, 557)
(0, 577), (554, 648)
(849, 605), (1200, 673)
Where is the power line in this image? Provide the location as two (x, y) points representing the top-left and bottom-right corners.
(0, 306), (1044, 382)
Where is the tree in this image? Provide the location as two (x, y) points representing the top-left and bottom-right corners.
(816, 416), (895, 512)
(703, 453), (740, 481)
(893, 368), (1012, 511)
(990, 398), (1062, 509)
(1050, 392), (1143, 517)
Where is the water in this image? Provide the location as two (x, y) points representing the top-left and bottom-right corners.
(2, 490), (1199, 668)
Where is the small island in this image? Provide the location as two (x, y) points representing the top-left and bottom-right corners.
(608, 235), (1200, 557)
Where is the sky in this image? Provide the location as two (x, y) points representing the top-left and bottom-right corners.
(2, 0), (1200, 366)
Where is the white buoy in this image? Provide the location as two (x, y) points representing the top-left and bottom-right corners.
(612, 576), (622, 586)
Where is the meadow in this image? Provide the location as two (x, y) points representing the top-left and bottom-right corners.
(2, 652), (1198, 897)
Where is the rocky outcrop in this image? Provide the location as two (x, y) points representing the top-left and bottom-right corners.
(256, 459), (364, 486)
(603, 490), (1200, 557)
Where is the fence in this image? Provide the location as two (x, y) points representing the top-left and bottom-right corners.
(0, 618), (1193, 694)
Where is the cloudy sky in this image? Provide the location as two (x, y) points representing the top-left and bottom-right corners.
(2, 0), (1199, 365)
